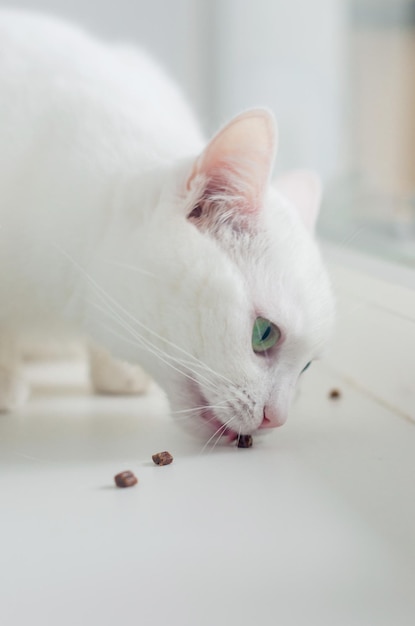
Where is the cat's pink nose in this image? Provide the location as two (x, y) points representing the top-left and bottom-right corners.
(260, 406), (285, 429)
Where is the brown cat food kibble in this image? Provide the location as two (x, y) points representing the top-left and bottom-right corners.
(237, 434), (253, 448)
(152, 451), (174, 466)
(114, 470), (138, 488)
(329, 388), (341, 400)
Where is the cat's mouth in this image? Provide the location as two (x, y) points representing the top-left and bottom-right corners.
(188, 381), (239, 442)
(200, 404), (239, 442)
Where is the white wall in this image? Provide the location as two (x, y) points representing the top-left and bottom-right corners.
(211, 0), (348, 178)
(1, 0), (348, 177)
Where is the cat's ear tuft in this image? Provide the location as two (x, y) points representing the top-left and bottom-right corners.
(186, 109), (277, 225)
(275, 170), (322, 233)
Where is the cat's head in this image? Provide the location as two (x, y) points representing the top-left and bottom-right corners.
(104, 109), (334, 441)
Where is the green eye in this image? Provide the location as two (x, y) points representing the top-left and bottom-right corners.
(302, 361), (311, 373)
(252, 317), (281, 353)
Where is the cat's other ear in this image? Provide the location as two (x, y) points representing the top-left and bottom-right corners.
(186, 109), (277, 224)
(275, 170), (322, 233)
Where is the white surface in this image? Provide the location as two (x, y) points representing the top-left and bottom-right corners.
(1, 357), (415, 626)
(323, 244), (415, 424)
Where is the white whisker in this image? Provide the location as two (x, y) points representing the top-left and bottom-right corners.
(85, 289), (222, 392)
(338, 227), (365, 247)
(89, 302), (219, 394)
(210, 418), (237, 454)
(170, 402), (228, 415)
(200, 415), (237, 455)
(55, 244), (233, 385)
(103, 259), (157, 278)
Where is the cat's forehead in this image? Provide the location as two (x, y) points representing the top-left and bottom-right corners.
(219, 197), (334, 353)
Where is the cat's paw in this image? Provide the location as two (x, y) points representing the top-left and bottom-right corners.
(0, 369), (30, 412)
(89, 347), (152, 395)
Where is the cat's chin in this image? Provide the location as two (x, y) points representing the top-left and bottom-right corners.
(178, 379), (241, 443)
(199, 405), (240, 443)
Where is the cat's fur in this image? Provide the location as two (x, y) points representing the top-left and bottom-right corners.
(0, 10), (334, 438)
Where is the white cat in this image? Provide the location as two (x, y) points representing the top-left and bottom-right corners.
(0, 10), (334, 440)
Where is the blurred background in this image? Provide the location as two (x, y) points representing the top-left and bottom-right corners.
(3, 0), (415, 267)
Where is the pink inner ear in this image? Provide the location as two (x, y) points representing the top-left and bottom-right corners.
(187, 109), (277, 218)
(275, 170), (322, 232)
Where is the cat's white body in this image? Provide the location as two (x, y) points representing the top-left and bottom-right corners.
(0, 10), (334, 438)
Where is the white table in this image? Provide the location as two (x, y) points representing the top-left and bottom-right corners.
(1, 360), (414, 626)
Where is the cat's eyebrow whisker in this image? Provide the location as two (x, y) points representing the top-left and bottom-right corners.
(55, 244), (233, 386)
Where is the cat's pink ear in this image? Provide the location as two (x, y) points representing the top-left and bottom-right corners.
(275, 170), (322, 233)
(187, 109), (277, 223)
